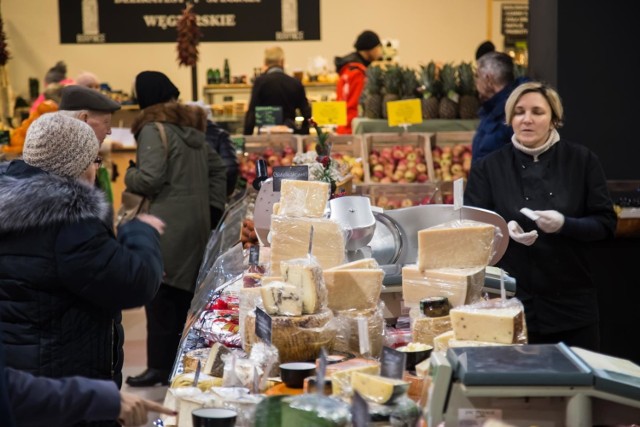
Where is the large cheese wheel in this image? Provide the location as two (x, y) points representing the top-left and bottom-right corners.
(243, 308), (336, 363)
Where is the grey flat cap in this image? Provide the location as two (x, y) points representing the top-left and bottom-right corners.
(59, 85), (121, 112)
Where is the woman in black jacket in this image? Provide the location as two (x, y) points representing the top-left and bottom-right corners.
(0, 113), (165, 426)
(464, 82), (617, 351)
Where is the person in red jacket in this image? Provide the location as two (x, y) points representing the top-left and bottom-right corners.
(334, 30), (383, 134)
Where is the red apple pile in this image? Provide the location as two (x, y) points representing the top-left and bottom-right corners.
(432, 143), (472, 182)
(368, 145), (430, 184)
(371, 188), (438, 210)
(238, 145), (296, 185)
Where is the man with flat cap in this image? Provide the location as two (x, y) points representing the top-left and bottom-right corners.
(335, 30), (383, 134)
(59, 84), (121, 145)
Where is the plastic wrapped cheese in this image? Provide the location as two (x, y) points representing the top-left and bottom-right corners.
(411, 315), (452, 347)
(269, 215), (346, 276)
(333, 302), (385, 358)
(281, 394), (351, 426)
(417, 219), (499, 270)
(322, 267), (383, 312)
(401, 265), (485, 308)
(243, 308), (337, 363)
(450, 297), (528, 344)
(281, 257), (327, 314)
(278, 179), (330, 218)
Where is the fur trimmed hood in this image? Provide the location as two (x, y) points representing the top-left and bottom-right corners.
(131, 101), (207, 135)
(0, 172), (110, 233)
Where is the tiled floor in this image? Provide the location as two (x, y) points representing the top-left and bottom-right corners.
(121, 307), (169, 423)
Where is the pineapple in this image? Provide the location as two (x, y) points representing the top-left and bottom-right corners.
(363, 65), (384, 119)
(420, 61), (442, 119)
(457, 62), (480, 119)
(438, 63), (459, 119)
(381, 65), (402, 119)
(400, 67), (419, 99)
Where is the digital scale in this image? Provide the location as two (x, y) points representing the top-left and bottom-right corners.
(427, 343), (640, 426)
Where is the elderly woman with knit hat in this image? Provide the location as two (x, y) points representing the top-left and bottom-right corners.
(125, 71), (227, 387)
(0, 113), (166, 425)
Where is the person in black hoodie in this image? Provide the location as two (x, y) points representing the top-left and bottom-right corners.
(0, 113), (165, 426)
(334, 30), (383, 134)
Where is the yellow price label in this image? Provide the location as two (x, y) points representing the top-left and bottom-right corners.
(386, 98), (423, 127)
(311, 101), (347, 126)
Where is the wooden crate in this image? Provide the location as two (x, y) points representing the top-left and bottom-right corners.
(363, 132), (435, 185)
(433, 130), (476, 147)
(359, 182), (442, 209)
(240, 134), (302, 154)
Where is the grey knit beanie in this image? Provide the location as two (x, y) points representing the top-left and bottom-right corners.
(23, 112), (99, 178)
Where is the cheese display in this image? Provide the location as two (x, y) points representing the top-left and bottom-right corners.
(281, 259), (326, 314)
(333, 303), (385, 358)
(269, 216), (345, 276)
(412, 316), (452, 347)
(204, 342), (232, 377)
(324, 258), (379, 271)
(278, 179), (330, 218)
(450, 298), (527, 344)
(417, 220), (496, 270)
(322, 268), (384, 311)
(350, 372), (410, 405)
(243, 308), (336, 363)
(401, 265), (485, 308)
(239, 287), (263, 349)
(260, 281), (303, 316)
(170, 372), (223, 391)
(414, 358), (431, 378)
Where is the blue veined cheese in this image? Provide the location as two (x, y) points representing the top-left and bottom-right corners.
(260, 281), (303, 316)
(281, 259), (326, 314)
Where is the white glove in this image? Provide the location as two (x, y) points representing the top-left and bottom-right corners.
(534, 210), (565, 233)
(508, 220), (538, 246)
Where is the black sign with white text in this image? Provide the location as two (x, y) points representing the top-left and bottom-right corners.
(501, 3), (528, 36)
(59, 0), (320, 44)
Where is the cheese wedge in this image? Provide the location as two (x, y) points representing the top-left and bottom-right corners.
(412, 316), (452, 347)
(433, 330), (455, 352)
(450, 303), (524, 344)
(204, 342), (231, 377)
(350, 372), (410, 404)
(324, 258), (379, 271)
(279, 179), (330, 218)
(260, 281), (303, 316)
(417, 220), (495, 270)
(402, 265), (485, 308)
(330, 363), (381, 397)
(281, 259), (326, 314)
(322, 268), (383, 311)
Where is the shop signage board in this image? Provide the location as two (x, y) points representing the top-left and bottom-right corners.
(311, 101), (347, 126)
(386, 98), (422, 128)
(501, 3), (528, 36)
(255, 106), (283, 127)
(59, 0), (320, 44)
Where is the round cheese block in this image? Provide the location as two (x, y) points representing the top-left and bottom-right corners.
(243, 308), (336, 363)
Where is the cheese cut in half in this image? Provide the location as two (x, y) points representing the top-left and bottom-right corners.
(402, 265), (485, 308)
(450, 304), (524, 344)
(322, 268), (384, 312)
(278, 179), (330, 218)
(204, 342), (231, 377)
(324, 258), (380, 271)
(412, 316), (452, 347)
(350, 372), (410, 404)
(269, 216), (345, 276)
(281, 259), (326, 314)
(260, 281), (303, 316)
(330, 363), (381, 397)
(417, 220), (495, 270)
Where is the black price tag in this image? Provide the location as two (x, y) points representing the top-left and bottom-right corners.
(255, 106), (283, 126)
(255, 307), (272, 345)
(0, 130), (10, 146)
(316, 347), (328, 396)
(272, 166), (309, 192)
(381, 346), (406, 379)
(350, 391), (370, 427)
(249, 245), (260, 265)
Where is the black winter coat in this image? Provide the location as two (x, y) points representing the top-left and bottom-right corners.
(205, 120), (239, 196)
(243, 67), (311, 135)
(0, 161), (163, 384)
(464, 140), (617, 334)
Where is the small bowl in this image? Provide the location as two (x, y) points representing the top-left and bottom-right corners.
(279, 362), (316, 389)
(192, 408), (237, 427)
(397, 344), (433, 372)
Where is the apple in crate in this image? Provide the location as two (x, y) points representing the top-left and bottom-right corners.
(401, 198), (414, 208)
